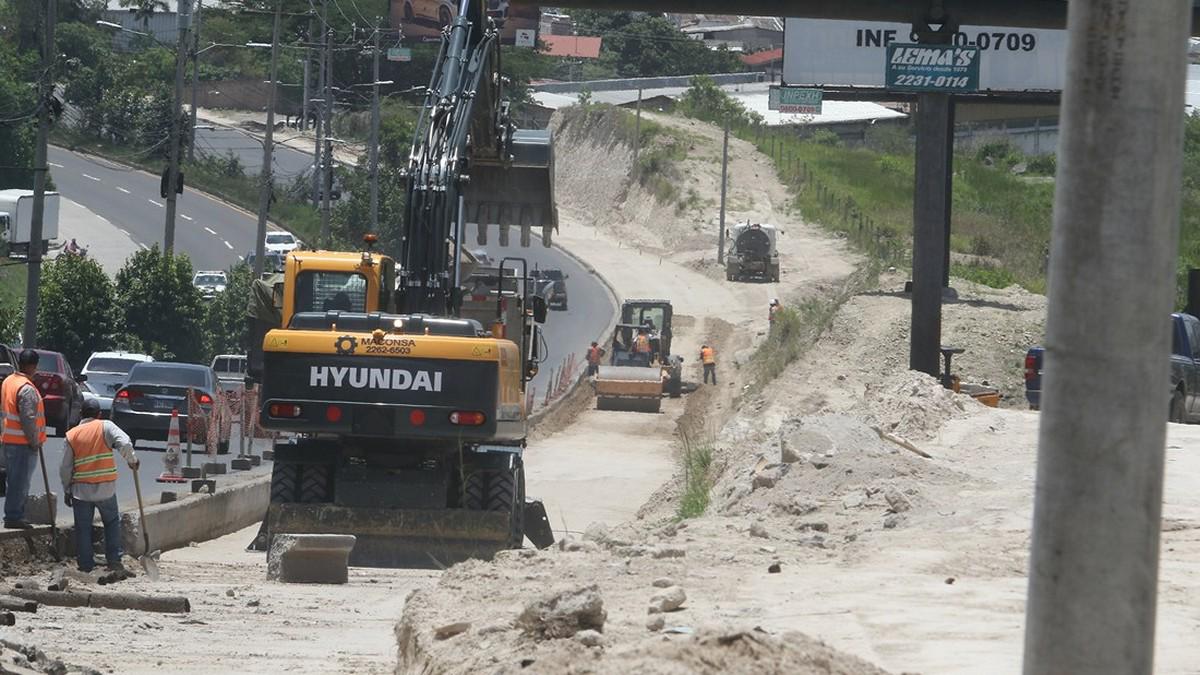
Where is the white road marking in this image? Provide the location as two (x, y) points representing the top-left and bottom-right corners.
(204, 227), (217, 235)
(119, 229), (131, 236)
(238, 255), (245, 261)
(82, 173), (100, 182)
(137, 242), (149, 250)
(181, 214), (193, 221)
(48, 162), (63, 168)
(149, 199), (163, 208)
(223, 240), (233, 250)
(116, 186), (130, 194)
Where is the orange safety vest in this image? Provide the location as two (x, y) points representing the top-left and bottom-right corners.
(65, 419), (118, 484)
(701, 347), (715, 365)
(587, 346), (603, 365)
(1, 373), (46, 447)
(634, 334), (652, 354)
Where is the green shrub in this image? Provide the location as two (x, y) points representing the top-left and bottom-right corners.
(677, 430), (714, 519)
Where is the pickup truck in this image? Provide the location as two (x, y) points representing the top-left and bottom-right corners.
(1025, 312), (1200, 422)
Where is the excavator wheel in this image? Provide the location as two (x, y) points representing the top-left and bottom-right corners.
(463, 460), (526, 549)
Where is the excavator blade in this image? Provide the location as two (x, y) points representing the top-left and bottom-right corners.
(267, 503), (514, 569)
(468, 129), (557, 248)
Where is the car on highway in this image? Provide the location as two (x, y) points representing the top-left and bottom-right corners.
(31, 349), (86, 436)
(211, 354), (247, 393)
(192, 270), (228, 300)
(530, 267), (569, 310)
(245, 250), (285, 275)
(112, 362), (230, 452)
(264, 231), (302, 255)
(80, 351), (155, 419)
(0, 344), (16, 383)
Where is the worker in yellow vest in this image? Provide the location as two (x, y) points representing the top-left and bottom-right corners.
(700, 344), (717, 385)
(2, 349), (47, 529)
(60, 398), (139, 573)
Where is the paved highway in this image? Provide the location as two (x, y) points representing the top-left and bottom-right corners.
(43, 145), (616, 509)
(192, 126), (317, 185)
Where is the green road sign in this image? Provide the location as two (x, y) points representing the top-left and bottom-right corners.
(885, 43), (981, 93)
(387, 47), (412, 62)
(768, 86), (823, 114)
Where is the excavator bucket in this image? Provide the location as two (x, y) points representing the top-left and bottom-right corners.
(593, 365), (664, 413)
(468, 129), (557, 248)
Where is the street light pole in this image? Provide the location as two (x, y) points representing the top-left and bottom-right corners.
(319, 24), (334, 248)
(188, 0), (202, 162)
(252, 0), (282, 279)
(369, 20), (381, 234)
(164, 0), (194, 255)
(22, 0), (55, 348)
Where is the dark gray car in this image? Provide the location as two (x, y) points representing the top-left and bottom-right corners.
(112, 362), (230, 453)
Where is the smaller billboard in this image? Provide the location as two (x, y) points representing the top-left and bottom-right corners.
(768, 86), (823, 114)
(885, 44), (980, 93)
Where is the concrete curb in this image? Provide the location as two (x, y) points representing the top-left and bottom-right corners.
(120, 473), (270, 556)
(529, 235), (622, 428)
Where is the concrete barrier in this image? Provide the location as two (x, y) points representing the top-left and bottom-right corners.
(121, 474), (270, 556)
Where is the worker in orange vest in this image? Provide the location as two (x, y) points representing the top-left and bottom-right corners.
(700, 344), (717, 385)
(633, 328), (653, 366)
(585, 341), (606, 377)
(60, 398), (139, 573)
(2, 349), (47, 529)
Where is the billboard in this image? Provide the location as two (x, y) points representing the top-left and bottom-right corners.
(783, 18), (1066, 93)
(390, 0), (540, 46)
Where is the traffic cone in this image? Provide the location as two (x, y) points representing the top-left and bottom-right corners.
(157, 409), (186, 483)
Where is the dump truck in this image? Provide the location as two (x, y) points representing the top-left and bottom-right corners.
(725, 221), (779, 282)
(593, 300), (683, 413)
(247, 2), (558, 568)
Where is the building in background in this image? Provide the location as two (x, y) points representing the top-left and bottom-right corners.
(670, 14), (784, 52)
(102, 0), (181, 51)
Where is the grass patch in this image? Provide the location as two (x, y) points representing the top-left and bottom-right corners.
(677, 429), (715, 519)
(0, 257), (26, 342)
(950, 262), (1018, 289)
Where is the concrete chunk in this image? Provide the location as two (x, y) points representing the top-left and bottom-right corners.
(267, 534), (357, 584)
(230, 458), (253, 471)
(180, 466), (203, 479)
(203, 462), (227, 475)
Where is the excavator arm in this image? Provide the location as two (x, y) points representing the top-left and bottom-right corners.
(400, 0), (556, 315)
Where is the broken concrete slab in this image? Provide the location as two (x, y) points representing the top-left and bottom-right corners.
(266, 534), (357, 584)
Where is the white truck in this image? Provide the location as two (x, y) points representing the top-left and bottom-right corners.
(0, 189), (60, 257)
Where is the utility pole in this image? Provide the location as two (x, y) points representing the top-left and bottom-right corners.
(1023, 1), (1190, 673)
(164, 0), (194, 255)
(319, 23), (334, 247)
(188, 0), (202, 162)
(909, 91), (953, 375)
(252, 1), (281, 279)
(22, 0), (55, 348)
(368, 20), (381, 234)
(633, 87), (642, 165)
(717, 116), (729, 265)
(311, 10), (326, 210)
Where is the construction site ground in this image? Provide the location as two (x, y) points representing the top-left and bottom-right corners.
(6, 108), (1199, 674)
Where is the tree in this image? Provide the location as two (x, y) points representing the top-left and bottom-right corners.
(0, 38), (38, 188)
(572, 13), (744, 78)
(36, 255), (116, 370)
(202, 263), (252, 360)
(114, 246), (205, 362)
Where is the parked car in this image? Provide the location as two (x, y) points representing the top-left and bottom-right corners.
(112, 362), (230, 453)
(31, 349), (86, 436)
(530, 267), (569, 310)
(1025, 312), (1200, 423)
(80, 351), (155, 419)
(211, 354), (247, 393)
(192, 270), (228, 300)
(245, 250), (285, 274)
(264, 231), (302, 255)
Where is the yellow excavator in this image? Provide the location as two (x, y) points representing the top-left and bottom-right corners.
(246, 1), (556, 567)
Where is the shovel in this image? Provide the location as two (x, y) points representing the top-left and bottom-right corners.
(34, 446), (62, 561)
(132, 465), (160, 581)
